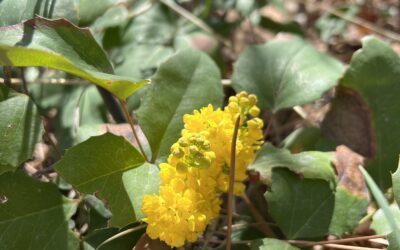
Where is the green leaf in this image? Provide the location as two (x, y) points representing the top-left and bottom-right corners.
(250, 238), (300, 250)
(0, 17), (147, 100)
(0, 171), (78, 250)
(0, 85), (43, 174)
(265, 168), (335, 239)
(137, 49), (223, 161)
(315, 4), (358, 42)
(360, 166), (400, 248)
(250, 143), (336, 184)
(122, 3), (176, 45)
(329, 146), (369, 235)
(371, 204), (400, 235)
(77, 0), (127, 26)
(329, 186), (368, 235)
(29, 84), (108, 150)
(0, 0), (125, 26)
(122, 163), (160, 221)
(113, 44), (173, 80)
(0, 0), (78, 26)
(231, 39), (344, 112)
(393, 158), (400, 206)
(259, 17), (304, 36)
(54, 133), (145, 227)
(324, 37), (400, 190)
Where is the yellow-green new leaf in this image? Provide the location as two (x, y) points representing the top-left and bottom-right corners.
(0, 17), (147, 100)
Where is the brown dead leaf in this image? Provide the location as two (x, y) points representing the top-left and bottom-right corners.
(321, 86), (376, 158)
(333, 145), (368, 199)
(134, 233), (171, 250)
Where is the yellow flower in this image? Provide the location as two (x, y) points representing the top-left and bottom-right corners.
(141, 91), (263, 247)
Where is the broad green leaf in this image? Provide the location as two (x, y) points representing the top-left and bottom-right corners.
(0, 0), (78, 26)
(113, 44), (173, 80)
(77, 0), (128, 26)
(393, 158), (400, 206)
(371, 204), (400, 235)
(324, 37), (400, 190)
(122, 3), (176, 45)
(315, 4), (358, 42)
(265, 168), (335, 239)
(0, 85), (43, 174)
(137, 49), (223, 162)
(329, 146), (369, 235)
(0, 0), (126, 26)
(0, 171), (78, 250)
(231, 39), (344, 112)
(0, 17), (147, 100)
(250, 143), (336, 184)
(122, 163), (160, 220)
(281, 127), (336, 152)
(83, 195), (113, 233)
(54, 133), (145, 227)
(360, 166), (400, 248)
(250, 238), (300, 250)
(259, 17), (304, 36)
(329, 186), (368, 235)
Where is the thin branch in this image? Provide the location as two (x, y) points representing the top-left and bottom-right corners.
(241, 193), (276, 237)
(159, 0), (231, 48)
(3, 67), (12, 88)
(288, 234), (386, 247)
(0, 77), (89, 85)
(127, 0), (154, 19)
(226, 116), (240, 250)
(322, 244), (382, 250)
(19, 68), (29, 95)
(119, 100), (149, 162)
(98, 224), (147, 249)
(319, 3), (400, 42)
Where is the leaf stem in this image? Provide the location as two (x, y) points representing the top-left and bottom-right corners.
(119, 100), (149, 162)
(226, 115), (240, 250)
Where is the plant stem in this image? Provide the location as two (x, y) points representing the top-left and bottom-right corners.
(3, 66), (12, 88)
(97, 86), (127, 123)
(119, 100), (149, 162)
(226, 116), (240, 250)
(241, 193), (276, 237)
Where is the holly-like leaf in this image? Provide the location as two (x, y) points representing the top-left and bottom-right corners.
(54, 133), (146, 227)
(0, 17), (147, 100)
(250, 143), (335, 184)
(0, 171), (79, 250)
(0, 85), (43, 174)
(265, 168), (335, 239)
(250, 238), (300, 250)
(231, 38), (344, 112)
(137, 49), (223, 162)
(323, 37), (400, 190)
(329, 146), (369, 235)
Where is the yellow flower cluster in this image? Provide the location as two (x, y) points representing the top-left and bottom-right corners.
(141, 92), (263, 247)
